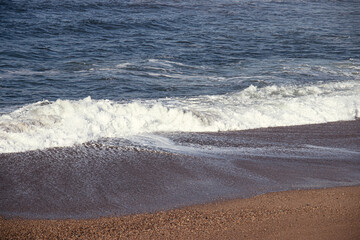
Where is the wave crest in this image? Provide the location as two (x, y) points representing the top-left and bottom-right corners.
(1, 81), (359, 153)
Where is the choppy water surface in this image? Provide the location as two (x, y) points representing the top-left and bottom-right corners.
(1, 0), (359, 105)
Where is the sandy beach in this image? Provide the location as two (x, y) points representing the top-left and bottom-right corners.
(1, 186), (359, 239)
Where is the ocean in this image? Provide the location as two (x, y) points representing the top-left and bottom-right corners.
(1, 0), (360, 219)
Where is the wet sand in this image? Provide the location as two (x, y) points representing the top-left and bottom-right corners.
(1, 186), (359, 239)
(1, 120), (359, 219)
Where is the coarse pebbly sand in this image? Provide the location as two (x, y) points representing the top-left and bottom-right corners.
(1, 186), (359, 240)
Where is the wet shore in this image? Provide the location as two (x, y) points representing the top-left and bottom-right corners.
(0, 120), (359, 219)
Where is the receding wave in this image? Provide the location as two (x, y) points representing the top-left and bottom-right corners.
(1, 80), (359, 153)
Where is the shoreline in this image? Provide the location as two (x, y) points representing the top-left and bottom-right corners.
(1, 185), (360, 239)
(1, 120), (360, 220)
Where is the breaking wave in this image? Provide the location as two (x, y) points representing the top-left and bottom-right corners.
(1, 80), (359, 153)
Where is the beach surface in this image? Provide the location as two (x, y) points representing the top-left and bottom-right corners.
(1, 186), (359, 239)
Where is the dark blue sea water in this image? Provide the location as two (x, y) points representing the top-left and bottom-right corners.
(0, 0), (360, 152)
(1, 0), (359, 107)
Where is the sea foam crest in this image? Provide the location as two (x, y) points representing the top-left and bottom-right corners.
(0, 80), (359, 153)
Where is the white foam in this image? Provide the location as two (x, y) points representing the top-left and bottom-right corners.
(1, 80), (359, 153)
